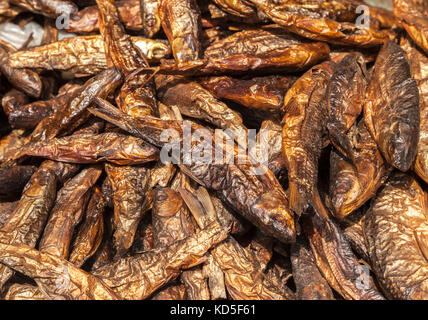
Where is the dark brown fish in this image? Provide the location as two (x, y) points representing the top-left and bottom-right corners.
(327, 52), (368, 157)
(364, 40), (420, 172)
(28, 67), (122, 144)
(179, 187), (294, 300)
(281, 60), (336, 216)
(0, 165), (36, 196)
(8, 36), (170, 78)
(15, 132), (160, 165)
(156, 75), (246, 135)
(329, 120), (391, 219)
(66, 0), (143, 33)
(0, 40), (42, 98)
(69, 187), (105, 267)
(6, 85), (81, 129)
(105, 163), (151, 258)
(301, 207), (385, 300)
(0, 242), (119, 300)
(0, 160), (79, 289)
(96, 0), (158, 118)
(400, 36), (428, 183)
(291, 236), (335, 300)
(90, 99), (296, 243)
(200, 75), (297, 116)
(38, 166), (102, 258)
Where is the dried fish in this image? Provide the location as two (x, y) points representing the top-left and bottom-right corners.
(363, 173), (428, 299)
(8, 36), (170, 77)
(364, 40), (420, 172)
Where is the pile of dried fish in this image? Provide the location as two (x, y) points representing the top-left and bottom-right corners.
(0, 0), (426, 300)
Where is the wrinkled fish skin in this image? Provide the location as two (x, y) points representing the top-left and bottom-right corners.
(96, 0), (158, 118)
(329, 120), (391, 219)
(38, 166), (102, 259)
(302, 209), (385, 300)
(393, 0), (428, 55)
(90, 101), (296, 243)
(249, 0), (393, 47)
(66, 0), (143, 33)
(400, 36), (428, 184)
(0, 40), (42, 98)
(29, 67), (122, 145)
(159, 0), (202, 63)
(364, 40), (420, 172)
(363, 173), (428, 300)
(16, 132), (160, 165)
(327, 52), (367, 157)
(0, 242), (120, 300)
(91, 222), (229, 300)
(156, 75), (246, 136)
(200, 75), (297, 115)
(282, 60), (336, 216)
(291, 236), (334, 300)
(69, 187), (105, 268)
(8, 36), (170, 77)
(0, 160), (78, 290)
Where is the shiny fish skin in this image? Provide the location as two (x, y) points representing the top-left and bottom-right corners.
(8, 35), (170, 77)
(91, 222), (229, 300)
(327, 52), (368, 158)
(364, 40), (420, 172)
(393, 0), (428, 55)
(0, 242), (120, 300)
(90, 100), (296, 243)
(69, 187), (105, 268)
(329, 120), (391, 219)
(38, 166), (102, 259)
(159, 0), (202, 63)
(249, 0), (393, 47)
(282, 60), (336, 216)
(0, 160), (78, 290)
(16, 132), (160, 165)
(363, 173), (428, 300)
(400, 36), (428, 184)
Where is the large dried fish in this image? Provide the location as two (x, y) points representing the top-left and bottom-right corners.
(15, 132), (160, 165)
(363, 173), (428, 299)
(282, 60), (336, 216)
(69, 187), (105, 267)
(364, 40), (420, 172)
(8, 35), (170, 77)
(159, 0), (202, 63)
(0, 39), (42, 97)
(400, 36), (428, 183)
(156, 75), (246, 136)
(0, 242), (119, 300)
(291, 236), (334, 300)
